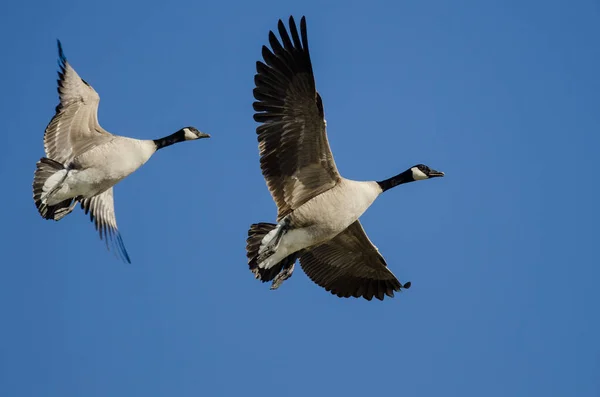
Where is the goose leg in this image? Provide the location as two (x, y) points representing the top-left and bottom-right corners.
(271, 262), (295, 290)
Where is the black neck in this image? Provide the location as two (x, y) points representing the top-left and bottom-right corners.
(377, 169), (414, 192)
(153, 130), (185, 150)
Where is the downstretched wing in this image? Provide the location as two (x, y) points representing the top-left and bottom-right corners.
(79, 188), (131, 263)
(253, 16), (341, 221)
(44, 40), (112, 164)
(299, 221), (407, 301)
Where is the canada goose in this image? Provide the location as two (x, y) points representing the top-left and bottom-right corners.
(246, 17), (444, 301)
(32, 40), (210, 263)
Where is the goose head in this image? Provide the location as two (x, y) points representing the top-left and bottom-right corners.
(154, 126), (210, 150)
(181, 126), (210, 141)
(377, 164), (444, 192)
(409, 164), (445, 181)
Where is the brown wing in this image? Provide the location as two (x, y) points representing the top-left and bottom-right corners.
(299, 221), (409, 301)
(79, 188), (131, 263)
(253, 16), (341, 221)
(44, 40), (112, 164)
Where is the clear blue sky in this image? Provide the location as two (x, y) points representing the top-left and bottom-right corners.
(1, 0), (599, 396)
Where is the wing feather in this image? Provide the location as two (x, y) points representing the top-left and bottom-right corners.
(79, 188), (131, 263)
(253, 16), (341, 220)
(299, 221), (409, 301)
(43, 40), (112, 164)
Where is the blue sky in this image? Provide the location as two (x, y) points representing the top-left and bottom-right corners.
(1, 0), (599, 396)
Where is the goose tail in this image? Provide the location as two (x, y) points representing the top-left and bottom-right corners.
(33, 157), (74, 220)
(246, 222), (297, 285)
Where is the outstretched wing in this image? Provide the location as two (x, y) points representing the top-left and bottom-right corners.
(44, 40), (112, 164)
(253, 16), (341, 221)
(79, 188), (131, 263)
(299, 221), (408, 301)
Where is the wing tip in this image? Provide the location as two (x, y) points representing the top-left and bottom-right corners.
(57, 39), (66, 66)
(327, 277), (408, 301)
(116, 233), (132, 264)
(285, 15), (306, 24)
(300, 16), (308, 48)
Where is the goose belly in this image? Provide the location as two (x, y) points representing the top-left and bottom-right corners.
(73, 138), (155, 179)
(46, 139), (156, 203)
(46, 168), (118, 204)
(258, 181), (380, 270)
(288, 179), (381, 247)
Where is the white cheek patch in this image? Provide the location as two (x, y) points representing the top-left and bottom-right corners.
(411, 167), (429, 180)
(183, 128), (198, 140)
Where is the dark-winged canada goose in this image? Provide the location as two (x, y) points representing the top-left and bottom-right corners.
(32, 40), (210, 263)
(246, 17), (444, 301)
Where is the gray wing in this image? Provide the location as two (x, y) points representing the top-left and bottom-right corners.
(79, 188), (131, 263)
(44, 40), (112, 164)
(253, 16), (341, 221)
(299, 221), (407, 301)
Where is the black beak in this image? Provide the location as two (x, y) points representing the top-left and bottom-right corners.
(198, 132), (211, 139)
(428, 169), (445, 178)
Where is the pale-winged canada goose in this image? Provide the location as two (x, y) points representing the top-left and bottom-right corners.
(246, 17), (444, 301)
(32, 40), (210, 263)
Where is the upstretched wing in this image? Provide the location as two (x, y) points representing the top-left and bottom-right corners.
(79, 188), (131, 263)
(253, 16), (341, 221)
(44, 40), (112, 164)
(299, 221), (407, 301)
